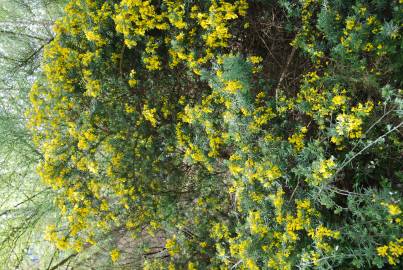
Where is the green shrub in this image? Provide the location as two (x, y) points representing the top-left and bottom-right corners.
(28, 0), (402, 268)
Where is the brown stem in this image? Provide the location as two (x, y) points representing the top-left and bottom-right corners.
(275, 46), (297, 100)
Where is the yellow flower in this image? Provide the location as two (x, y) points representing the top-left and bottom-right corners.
(143, 55), (161, 70)
(345, 18), (355, 31)
(110, 249), (120, 262)
(125, 103), (135, 113)
(55, 237), (69, 250)
(335, 113), (363, 139)
(288, 132), (305, 151)
(248, 55), (263, 64)
(100, 200), (109, 211)
(85, 30), (106, 46)
(44, 224), (57, 241)
(387, 204), (401, 216)
(188, 262), (196, 270)
(245, 259), (259, 270)
(73, 240), (83, 252)
(142, 104), (158, 127)
(364, 43), (374, 52)
(165, 236), (180, 256)
(309, 158), (336, 185)
(248, 211), (268, 236)
(332, 95), (346, 106)
(376, 239), (403, 265)
(224, 80), (243, 93)
(311, 251), (320, 266)
(128, 79), (137, 87)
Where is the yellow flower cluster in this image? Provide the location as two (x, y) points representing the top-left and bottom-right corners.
(335, 113), (364, 138)
(110, 249), (120, 262)
(333, 101), (373, 139)
(142, 104), (158, 127)
(248, 211), (268, 236)
(386, 204), (402, 216)
(380, 202), (402, 225)
(288, 127), (308, 152)
(176, 56), (356, 268)
(264, 189), (339, 269)
(309, 158), (336, 186)
(224, 80), (243, 94)
(165, 236), (180, 256)
(377, 238), (403, 265)
(114, 0), (248, 74)
(45, 224), (85, 252)
(29, 0), (190, 254)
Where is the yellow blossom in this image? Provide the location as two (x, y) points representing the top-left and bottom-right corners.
(110, 249), (120, 262)
(142, 104), (158, 127)
(387, 204), (401, 216)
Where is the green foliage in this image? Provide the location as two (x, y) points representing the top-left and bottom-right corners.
(0, 0), (75, 269)
(4, 0), (402, 269)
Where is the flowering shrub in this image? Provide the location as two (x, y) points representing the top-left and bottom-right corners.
(28, 0), (402, 268)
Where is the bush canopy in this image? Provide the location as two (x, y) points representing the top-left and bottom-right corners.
(23, 0), (403, 269)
